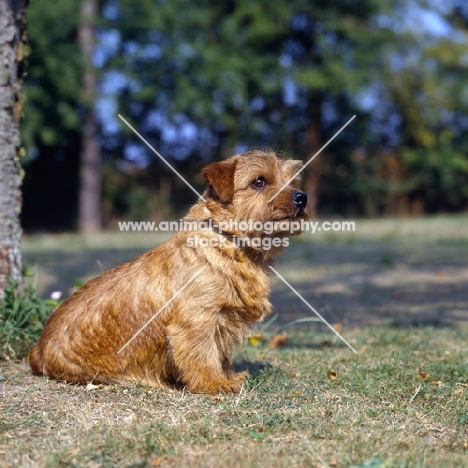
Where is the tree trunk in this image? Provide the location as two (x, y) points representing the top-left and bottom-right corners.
(0, 0), (28, 294)
(78, 0), (101, 234)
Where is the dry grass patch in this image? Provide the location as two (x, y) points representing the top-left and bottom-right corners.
(1, 324), (467, 467)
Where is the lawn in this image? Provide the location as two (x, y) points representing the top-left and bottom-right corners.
(1, 216), (467, 467)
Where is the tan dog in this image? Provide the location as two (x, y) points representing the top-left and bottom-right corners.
(29, 150), (310, 394)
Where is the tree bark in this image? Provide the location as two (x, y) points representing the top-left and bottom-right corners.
(0, 0), (28, 294)
(78, 0), (101, 234)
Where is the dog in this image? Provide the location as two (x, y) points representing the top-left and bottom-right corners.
(29, 150), (310, 394)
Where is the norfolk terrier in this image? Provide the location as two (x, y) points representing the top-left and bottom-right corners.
(29, 150), (310, 394)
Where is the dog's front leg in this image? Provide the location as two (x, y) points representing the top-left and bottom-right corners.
(167, 321), (243, 394)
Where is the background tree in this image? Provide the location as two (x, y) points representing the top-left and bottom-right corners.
(354, 1), (468, 215)
(20, 0), (468, 231)
(21, 0), (102, 232)
(21, 0), (82, 232)
(104, 0), (404, 215)
(0, 0), (28, 293)
(78, 0), (101, 233)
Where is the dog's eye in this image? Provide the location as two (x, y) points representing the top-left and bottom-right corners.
(252, 177), (266, 189)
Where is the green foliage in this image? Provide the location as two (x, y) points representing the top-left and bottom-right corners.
(20, 0), (468, 229)
(21, 0), (83, 231)
(101, 161), (172, 223)
(0, 278), (57, 360)
(22, 0), (83, 152)
(109, 0), (395, 154)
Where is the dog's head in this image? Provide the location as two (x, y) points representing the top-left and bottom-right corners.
(202, 150), (311, 238)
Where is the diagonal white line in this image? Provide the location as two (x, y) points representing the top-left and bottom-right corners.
(268, 115), (356, 202)
(269, 266), (357, 353)
(118, 114), (206, 202)
(299, 433), (331, 468)
(117, 268), (205, 354)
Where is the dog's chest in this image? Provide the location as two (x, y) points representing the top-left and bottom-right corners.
(220, 261), (272, 322)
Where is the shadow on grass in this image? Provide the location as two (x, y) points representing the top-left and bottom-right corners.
(233, 360), (273, 377)
(270, 274), (468, 329)
(23, 238), (468, 328)
(23, 247), (150, 297)
(270, 240), (468, 328)
(388, 317), (457, 328)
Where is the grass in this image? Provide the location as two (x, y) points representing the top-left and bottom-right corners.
(1, 215), (467, 467)
(0, 278), (57, 360)
(1, 325), (467, 467)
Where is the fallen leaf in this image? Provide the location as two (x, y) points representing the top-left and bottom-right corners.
(320, 340), (332, 347)
(430, 381), (444, 387)
(86, 383), (102, 391)
(417, 368), (430, 381)
(331, 323), (343, 333)
(248, 333), (266, 346)
(268, 334), (288, 349)
(397, 440), (411, 449)
(328, 369), (338, 380)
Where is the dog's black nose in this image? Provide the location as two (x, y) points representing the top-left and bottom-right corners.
(292, 190), (307, 207)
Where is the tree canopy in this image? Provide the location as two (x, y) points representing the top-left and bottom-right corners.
(21, 0), (468, 229)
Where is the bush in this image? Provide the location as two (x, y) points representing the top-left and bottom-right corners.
(0, 277), (57, 360)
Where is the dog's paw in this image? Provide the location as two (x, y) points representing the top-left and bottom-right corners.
(190, 378), (243, 395)
(227, 370), (248, 382)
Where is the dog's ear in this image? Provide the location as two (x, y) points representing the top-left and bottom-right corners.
(202, 159), (237, 202)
